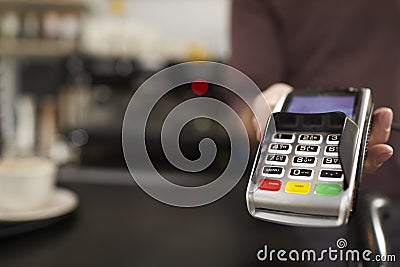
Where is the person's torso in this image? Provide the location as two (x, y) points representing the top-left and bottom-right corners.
(271, 0), (400, 194)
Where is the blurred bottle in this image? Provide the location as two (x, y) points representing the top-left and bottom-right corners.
(22, 12), (40, 38)
(42, 11), (59, 39)
(15, 95), (36, 156)
(1, 11), (21, 39)
(59, 13), (80, 40)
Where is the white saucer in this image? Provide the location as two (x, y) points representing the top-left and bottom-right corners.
(0, 188), (79, 222)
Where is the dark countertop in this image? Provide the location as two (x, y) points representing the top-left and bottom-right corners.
(0, 168), (399, 267)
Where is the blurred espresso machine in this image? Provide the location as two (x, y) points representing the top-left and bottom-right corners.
(5, 55), (231, 169)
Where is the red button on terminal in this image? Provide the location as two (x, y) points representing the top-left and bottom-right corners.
(259, 179), (282, 191)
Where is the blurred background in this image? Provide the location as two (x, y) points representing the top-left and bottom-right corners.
(1, 1), (399, 267)
(0, 0), (233, 169)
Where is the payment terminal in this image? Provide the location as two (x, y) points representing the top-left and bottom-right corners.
(246, 88), (373, 227)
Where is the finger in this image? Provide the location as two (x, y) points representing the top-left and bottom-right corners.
(252, 116), (262, 140)
(252, 83), (293, 140)
(262, 83), (293, 111)
(363, 144), (393, 174)
(252, 93), (271, 137)
(369, 107), (393, 146)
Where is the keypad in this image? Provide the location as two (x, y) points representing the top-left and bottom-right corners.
(258, 132), (343, 196)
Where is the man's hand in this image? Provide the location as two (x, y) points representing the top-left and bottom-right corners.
(251, 83), (293, 140)
(363, 107), (393, 173)
(252, 83), (393, 174)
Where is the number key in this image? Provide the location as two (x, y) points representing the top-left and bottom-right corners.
(265, 154), (288, 165)
(295, 145), (320, 155)
(268, 143), (292, 154)
(292, 156), (317, 167)
(324, 145), (339, 156)
(298, 134), (322, 144)
(272, 133), (295, 143)
(289, 168), (314, 180)
(327, 134), (340, 145)
(322, 157), (341, 168)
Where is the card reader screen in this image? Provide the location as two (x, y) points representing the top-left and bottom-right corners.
(285, 96), (356, 119)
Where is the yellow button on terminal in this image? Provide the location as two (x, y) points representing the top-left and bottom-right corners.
(285, 181), (311, 194)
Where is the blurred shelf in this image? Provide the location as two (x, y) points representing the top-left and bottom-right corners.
(0, 0), (88, 11)
(0, 38), (78, 58)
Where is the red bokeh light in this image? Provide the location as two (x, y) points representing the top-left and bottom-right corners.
(191, 78), (208, 96)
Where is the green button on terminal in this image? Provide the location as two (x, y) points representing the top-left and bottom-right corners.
(315, 183), (342, 196)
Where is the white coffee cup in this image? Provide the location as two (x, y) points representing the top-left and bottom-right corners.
(0, 157), (57, 212)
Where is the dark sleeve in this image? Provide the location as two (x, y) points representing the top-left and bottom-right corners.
(230, 0), (285, 89)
